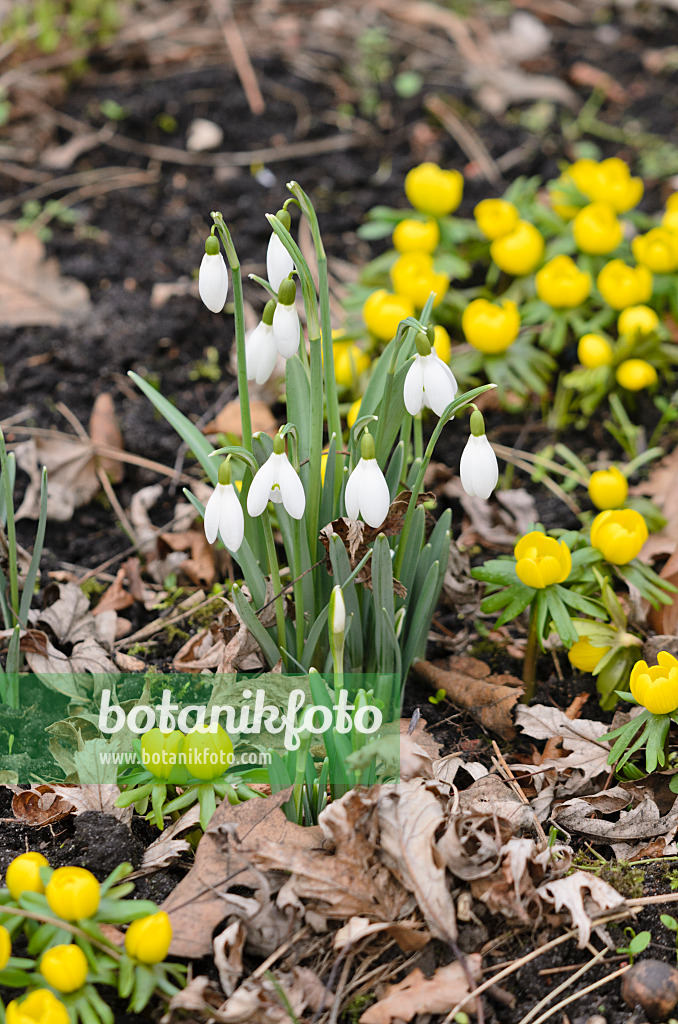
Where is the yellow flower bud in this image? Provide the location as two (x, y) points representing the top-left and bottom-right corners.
(597, 260), (653, 310)
(616, 358), (658, 391)
(404, 163), (463, 217)
(391, 252), (449, 308)
(661, 195), (678, 234)
(474, 198), (519, 240)
(141, 729), (185, 781)
(0, 924), (10, 969)
(588, 466), (628, 510)
(590, 508), (648, 564)
(535, 255), (591, 309)
(568, 638), (611, 673)
(585, 158), (643, 213)
(183, 725), (233, 781)
(362, 289), (414, 341)
(45, 866), (100, 921)
(618, 305), (659, 337)
(630, 651), (678, 715)
(6, 992), (70, 1024)
(567, 158), (600, 198)
(346, 399), (361, 429)
(125, 911), (173, 965)
(40, 944), (88, 994)
(572, 203), (623, 255)
(432, 324), (452, 363)
(461, 298), (520, 354)
(5, 852), (49, 901)
(490, 220), (544, 276)
(392, 218), (440, 253)
(577, 333), (613, 369)
(632, 226), (678, 273)
(514, 531), (572, 589)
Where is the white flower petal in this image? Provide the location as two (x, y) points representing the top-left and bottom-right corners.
(272, 304), (301, 359)
(460, 434), (498, 500)
(277, 455), (306, 519)
(422, 353), (458, 416)
(247, 456), (276, 516)
(199, 252), (229, 313)
(360, 459), (391, 528)
(267, 233), (295, 293)
(344, 459), (365, 520)
(403, 359), (425, 416)
(246, 322), (278, 385)
(218, 484), (244, 551)
(203, 484), (223, 543)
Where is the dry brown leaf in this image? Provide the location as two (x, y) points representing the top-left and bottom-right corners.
(15, 436), (101, 521)
(26, 582), (117, 682)
(205, 399), (277, 438)
(48, 784), (133, 823)
(359, 958), (481, 1024)
(536, 872), (625, 947)
(648, 546), (678, 634)
(634, 446), (678, 558)
(173, 583), (277, 673)
(215, 967), (330, 1024)
(515, 704), (611, 792)
(129, 805), (201, 878)
(157, 529), (215, 588)
(11, 785), (75, 826)
(333, 916), (430, 953)
(0, 223), (90, 327)
(412, 659), (522, 740)
(89, 393), (124, 483)
(213, 920), (246, 998)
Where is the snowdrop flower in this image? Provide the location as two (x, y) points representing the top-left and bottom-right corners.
(272, 278), (301, 359)
(267, 209), (295, 293)
(199, 235), (229, 313)
(460, 409), (498, 500)
(247, 434), (305, 519)
(204, 460), (244, 551)
(246, 299), (278, 384)
(403, 330), (457, 417)
(345, 431), (390, 529)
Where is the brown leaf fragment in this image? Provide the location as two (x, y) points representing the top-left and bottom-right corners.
(412, 659), (522, 740)
(359, 957), (482, 1024)
(205, 399), (277, 438)
(89, 393), (124, 483)
(11, 785), (75, 826)
(48, 784), (132, 823)
(214, 920), (246, 998)
(214, 967), (331, 1024)
(14, 436), (100, 521)
(0, 223), (90, 327)
(536, 872), (625, 947)
(26, 582), (117, 681)
(157, 529), (216, 587)
(569, 62), (627, 103)
(648, 546), (678, 634)
(333, 916), (430, 953)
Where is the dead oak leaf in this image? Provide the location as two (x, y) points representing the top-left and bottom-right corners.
(537, 871), (625, 947)
(359, 958), (481, 1024)
(0, 223), (90, 328)
(26, 581), (117, 686)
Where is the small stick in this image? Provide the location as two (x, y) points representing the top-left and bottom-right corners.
(517, 946), (607, 1024)
(425, 94), (502, 186)
(207, 0), (265, 116)
(492, 740), (548, 844)
(528, 963), (631, 1024)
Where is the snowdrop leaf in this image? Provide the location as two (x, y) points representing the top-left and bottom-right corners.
(385, 442), (404, 500)
(403, 560), (440, 674)
(285, 356), (311, 466)
(398, 505), (426, 598)
(231, 584), (281, 669)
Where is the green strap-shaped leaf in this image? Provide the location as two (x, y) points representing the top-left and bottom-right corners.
(232, 584), (281, 668)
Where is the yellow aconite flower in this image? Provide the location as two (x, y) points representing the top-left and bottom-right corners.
(568, 638), (611, 673)
(0, 924), (10, 969)
(45, 867), (100, 921)
(432, 324), (451, 363)
(588, 466), (628, 510)
(5, 852), (49, 901)
(6, 991), (70, 1024)
(391, 252), (449, 308)
(404, 163), (463, 217)
(585, 158), (644, 213)
(535, 255), (591, 309)
(346, 399), (361, 429)
(572, 203), (623, 255)
(125, 911), (173, 965)
(577, 333), (613, 369)
(183, 724), (233, 781)
(141, 729), (184, 781)
(631, 651), (678, 715)
(362, 289), (414, 341)
(597, 260), (653, 310)
(474, 198), (519, 240)
(333, 342), (369, 388)
(662, 194), (678, 233)
(40, 944), (88, 994)
(461, 298), (520, 354)
(567, 158), (600, 197)
(618, 305), (659, 337)
(490, 220), (544, 276)
(632, 227), (678, 273)
(514, 532), (572, 589)
(616, 358), (658, 391)
(590, 508), (648, 564)
(392, 218), (440, 253)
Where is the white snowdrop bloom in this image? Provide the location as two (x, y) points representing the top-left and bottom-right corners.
(345, 432), (390, 529)
(403, 332), (457, 417)
(247, 438), (306, 519)
(246, 300), (278, 384)
(199, 237), (229, 313)
(272, 278), (301, 359)
(460, 410), (499, 500)
(203, 462), (244, 551)
(267, 209), (295, 292)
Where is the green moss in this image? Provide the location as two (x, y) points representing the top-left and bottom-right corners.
(126, 643), (153, 658)
(189, 598), (225, 629)
(163, 624), (189, 645)
(344, 994), (375, 1024)
(80, 578), (107, 600)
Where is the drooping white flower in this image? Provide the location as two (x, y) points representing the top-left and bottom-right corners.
(272, 278), (301, 359)
(404, 332), (457, 416)
(247, 437), (306, 519)
(246, 300), (278, 384)
(345, 431), (390, 529)
(199, 236), (229, 313)
(203, 461), (244, 551)
(460, 410), (499, 500)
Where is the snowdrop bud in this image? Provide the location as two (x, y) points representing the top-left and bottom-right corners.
(460, 409), (499, 500)
(203, 459), (244, 551)
(345, 430), (390, 528)
(329, 585), (346, 636)
(199, 235), (229, 313)
(272, 278), (301, 359)
(246, 299), (278, 384)
(267, 209), (295, 292)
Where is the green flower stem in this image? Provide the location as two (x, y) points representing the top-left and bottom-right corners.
(375, 321), (413, 462)
(292, 517), (305, 662)
(262, 509), (287, 662)
(293, 730), (312, 822)
(0, 436), (19, 622)
(211, 213), (252, 453)
(413, 413), (423, 462)
(522, 601), (539, 700)
(393, 384), (494, 581)
(0, 905), (122, 962)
